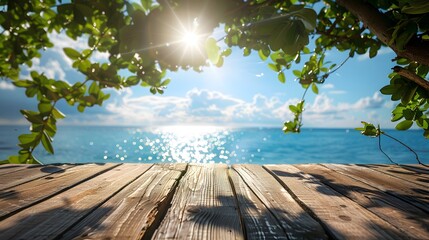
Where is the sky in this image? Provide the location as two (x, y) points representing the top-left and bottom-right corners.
(0, 28), (399, 129)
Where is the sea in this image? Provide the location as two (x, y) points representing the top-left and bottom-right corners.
(0, 125), (428, 165)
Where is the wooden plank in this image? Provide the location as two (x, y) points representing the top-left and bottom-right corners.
(0, 163), (119, 220)
(361, 164), (429, 187)
(0, 165), (31, 176)
(323, 164), (429, 213)
(0, 164), (152, 239)
(265, 164), (407, 239)
(61, 163), (187, 239)
(232, 164), (327, 240)
(228, 168), (287, 239)
(295, 164), (429, 239)
(153, 164), (243, 240)
(0, 164), (75, 190)
(0, 164), (37, 169)
(404, 164), (429, 174)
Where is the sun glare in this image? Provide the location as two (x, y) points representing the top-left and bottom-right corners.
(181, 31), (199, 46)
(179, 18), (202, 49)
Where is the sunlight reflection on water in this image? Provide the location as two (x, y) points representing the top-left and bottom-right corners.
(110, 126), (236, 164)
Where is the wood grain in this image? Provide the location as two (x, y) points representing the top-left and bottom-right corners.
(232, 164), (328, 240)
(296, 164), (429, 239)
(323, 164), (429, 213)
(153, 164), (243, 240)
(361, 164), (429, 187)
(0, 164), (75, 190)
(228, 168), (287, 239)
(0, 165), (31, 176)
(0, 163), (118, 220)
(61, 163), (187, 239)
(0, 164), (152, 239)
(265, 164), (407, 239)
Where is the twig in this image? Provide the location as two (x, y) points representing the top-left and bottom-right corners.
(382, 132), (427, 166)
(330, 56), (350, 75)
(393, 66), (429, 92)
(378, 134), (398, 165)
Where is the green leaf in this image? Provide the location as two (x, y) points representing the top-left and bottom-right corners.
(41, 131), (54, 154)
(150, 87), (156, 94)
(8, 155), (20, 164)
(21, 110), (43, 124)
(268, 63), (279, 72)
(293, 70), (302, 77)
(369, 45), (378, 58)
(396, 120), (413, 130)
(161, 79), (171, 86)
(356, 121), (380, 137)
(380, 85), (398, 95)
(38, 102), (52, 115)
(222, 48), (232, 57)
(89, 81), (100, 95)
(401, 85), (418, 105)
(18, 134), (37, 145)
(77, 104), (85, 112)
(293, 8), (317, 31)
(52, 108), (66, 119)
(311, 83), (319, 94)
(278, 72), (286, 83)
(289, 105), (298, 113)
(424, 130), (429, 139)
(216, 56), (224, 67)
(63, 48), (81, 60)
(141, 0), (152, 11)
(258, 49), (268, 61)
(243, 47), (251, 56)
(402, 1), (429, 14)
(205, 38), (220, 64)
(13, 80), (33, 88)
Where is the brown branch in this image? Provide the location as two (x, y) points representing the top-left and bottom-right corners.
(393, 66), (429, 92)
(336, 0), (429, 67)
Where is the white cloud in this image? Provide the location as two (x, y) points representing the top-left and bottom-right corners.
(256, 73), (264, 78)
(0, 81), (15, 90)
(64, 88), (389, 128)
(351, 92), (384, 109)
(48, 32), (109, 67)
(25, 58), (66, 80)
(320, 83), (346, 94)
(300, 92), (387, 127)
(307, 92), (384, 115)
(48, 32), (87, 67)
(102, 88), (286, 126)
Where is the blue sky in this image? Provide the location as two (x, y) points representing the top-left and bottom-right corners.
(0, 30), (398, 129)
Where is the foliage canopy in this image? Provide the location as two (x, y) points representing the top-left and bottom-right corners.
(1, 0), (429, 163)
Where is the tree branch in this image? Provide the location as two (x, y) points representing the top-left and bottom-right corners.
(336, 0), (429, 67)
(393, 66), (429, 92)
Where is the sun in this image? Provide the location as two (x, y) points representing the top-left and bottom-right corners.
(181, 30), (199, 47)
(179, 18), (202, 49)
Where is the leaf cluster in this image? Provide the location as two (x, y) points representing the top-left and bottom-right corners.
(2, 0), (429, 164)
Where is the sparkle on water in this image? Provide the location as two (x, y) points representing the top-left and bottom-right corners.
(106, 125), (247, 164)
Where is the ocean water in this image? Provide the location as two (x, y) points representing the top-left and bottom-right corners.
(0, 125), (428, 165)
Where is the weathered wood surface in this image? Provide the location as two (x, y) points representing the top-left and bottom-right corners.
(0, 163), (118, 220)
(323, 164), (429, 213)
(265, 164), (407, 239)
(153, 164), (243, 240)
(295, 164), (429, 239)
(0, 164), (75, 190)
(232, 164), (327, 239)
(0, 163), (427, 240)
(62, 163), (187, 239)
